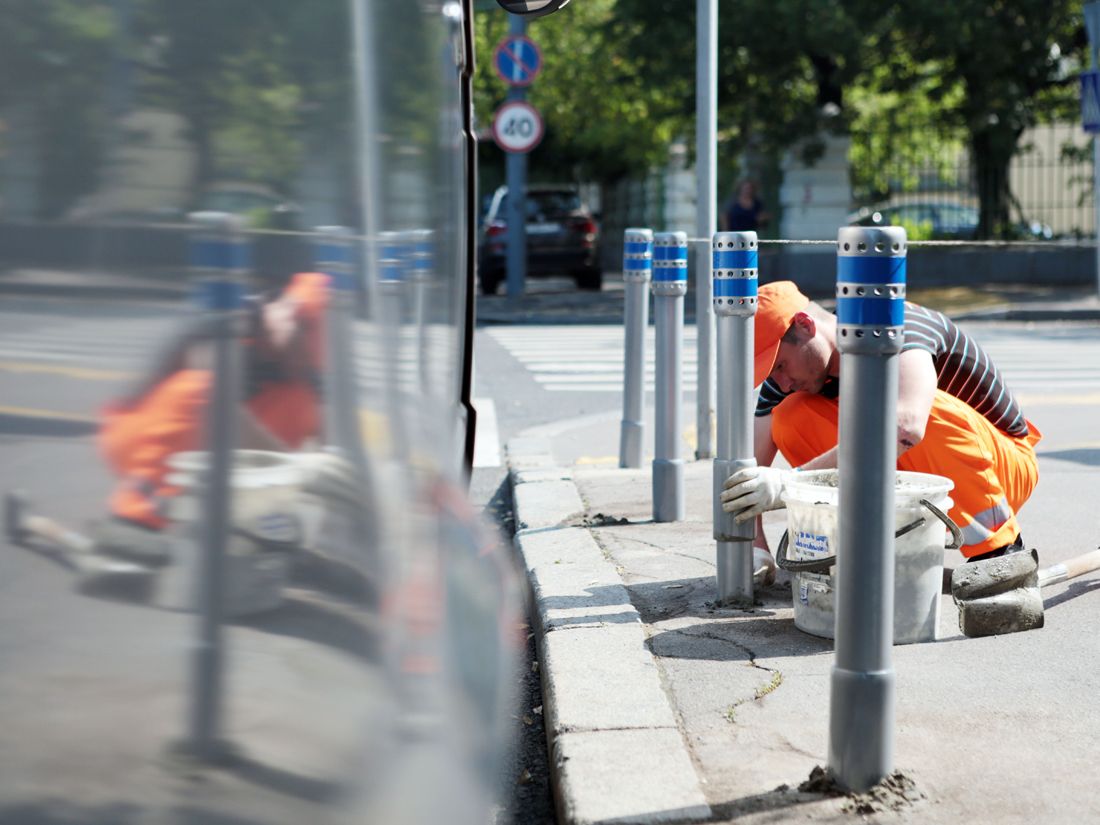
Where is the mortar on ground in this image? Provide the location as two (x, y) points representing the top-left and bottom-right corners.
(779, 470), (954, 645)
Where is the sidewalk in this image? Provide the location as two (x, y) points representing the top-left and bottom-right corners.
(0, 268), (189, 301)
(4, 266), (1100, 323)
(507, 412), (1100, 823)
(477, 278), (1100, 325)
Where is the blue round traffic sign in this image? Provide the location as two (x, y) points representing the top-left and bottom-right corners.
(493, 35), (542, 87)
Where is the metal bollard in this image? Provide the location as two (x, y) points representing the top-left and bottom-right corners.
(407, 229), (435, 392)
(314, 226), (359, 451)
(651, 231), (687, 522)
(620, 228), (653, 469)
(184, 210), (250, 762)
(711, 231), (758, 606)
(828, 225), (908, 792)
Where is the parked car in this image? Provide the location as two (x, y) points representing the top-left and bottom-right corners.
(847, 199), (1052, 240)
(477, 185), (602, 294)
(193, 181), (302, 230)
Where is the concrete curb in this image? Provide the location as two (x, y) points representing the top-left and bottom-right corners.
(0, 282), (188, 302)
(950, 306), (1100, 322)
(507, 437), (712, 825)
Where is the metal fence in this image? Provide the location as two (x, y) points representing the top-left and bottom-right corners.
(850, 122), (1095, 239)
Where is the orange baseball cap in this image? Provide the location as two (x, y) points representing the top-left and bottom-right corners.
(754, 281), (809, 387)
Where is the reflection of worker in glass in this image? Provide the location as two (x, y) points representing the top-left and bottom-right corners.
(94, 273), (329, 556)
(720, 179), (771, 233)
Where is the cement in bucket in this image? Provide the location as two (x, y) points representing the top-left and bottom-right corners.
(779, 469), (955, 645)
(156, 450), (304, 616)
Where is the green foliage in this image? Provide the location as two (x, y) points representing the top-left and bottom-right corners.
(475, 0), (683, 185)
(0, 1), (115, 218)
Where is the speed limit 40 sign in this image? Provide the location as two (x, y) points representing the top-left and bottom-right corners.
(492, 101), (544, 154)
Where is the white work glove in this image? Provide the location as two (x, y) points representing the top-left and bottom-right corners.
(753, 547), (777, 587)
(719, 466), (793, 524)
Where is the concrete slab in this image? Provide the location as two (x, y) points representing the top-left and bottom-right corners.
(513, 479), (585, 531)
(551, 728), (712, 825)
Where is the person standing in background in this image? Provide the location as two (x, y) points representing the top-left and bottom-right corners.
(721, 179), (771, 233)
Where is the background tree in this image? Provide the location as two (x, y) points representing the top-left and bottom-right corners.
(879, 0), (1085, 237)
(0, 2), (114, 219)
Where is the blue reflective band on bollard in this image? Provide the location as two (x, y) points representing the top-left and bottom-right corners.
(835, 297), (905, 326)
(190, 239), (250, 271)
(712, 249), (758, 270)
(625, 242), (651, 256)
(713, 279), (758, 299)
(653, 264), (687, 282)
(836, 256), (906, 285)
(380, 259), (403, 282)
(625, 258), (652, 272)
(193, 280), (245, 310)
(314, 242), (354, 266)
(653, 246), (688, 263)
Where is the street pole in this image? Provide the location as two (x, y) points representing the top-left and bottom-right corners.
(314, 226), (360, 453)
(652, 231), (687, 523)
(828, 225), (907, 792)
(1086, 2), (1100, 299)
(351, 0), (381, 319)
(620, 228), (653, 469)
(712, 231), (757, 606)
(695, 0), (717, 459)
(184, 211), (249, 762)
(505, 14), (529, 300)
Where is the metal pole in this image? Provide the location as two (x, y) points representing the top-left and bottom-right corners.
(505, 14), (528, 300)
(712, 231), (757, 606)
(1094, 137), (1100, 299)
(408, 228), (434, 392)
(314, 226), (360, 451)
(351, 0), (381, 319)
(377, 234), (413, 462)
(828, 225), (907, 792)
(185, 211), (249, 762)
(695, 0), (717, 460)
(652, 231), (687, 522)
(1085, 4), (1100, 298)
(620, 228), (653, 468)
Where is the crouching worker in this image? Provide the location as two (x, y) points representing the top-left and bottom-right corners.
(93, 273), (330, 563)
(720, 281), (1042, 584)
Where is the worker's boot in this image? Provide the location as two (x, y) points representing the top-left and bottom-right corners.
(89, 517), (174, 567)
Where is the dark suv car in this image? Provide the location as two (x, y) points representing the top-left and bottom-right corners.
(477, 185), (602, 294)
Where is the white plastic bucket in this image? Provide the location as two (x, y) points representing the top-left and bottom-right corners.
(155, 450), (305, 616)
(779, 469), (956, 645)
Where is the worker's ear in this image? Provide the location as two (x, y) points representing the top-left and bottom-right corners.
(791, 311), (816, 338)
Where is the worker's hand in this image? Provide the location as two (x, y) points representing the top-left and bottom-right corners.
(753, 546), (777, 587)
(720, 467), (792, 523)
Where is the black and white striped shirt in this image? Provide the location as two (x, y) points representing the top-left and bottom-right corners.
(755, 303), (1029, 437)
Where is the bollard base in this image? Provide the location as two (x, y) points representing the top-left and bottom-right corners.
(716, 540), (754, 606)
(712, 458), (756, 541)
(827, 666), (896, 793)
(652, 458), (685, 522)
(619, 420), (644, 469)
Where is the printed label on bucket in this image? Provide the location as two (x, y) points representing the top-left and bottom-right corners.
(799, 582), (810, 605)
(794, 531), (830, 557)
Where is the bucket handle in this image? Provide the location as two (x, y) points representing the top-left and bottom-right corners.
(775, 498), (963, 573)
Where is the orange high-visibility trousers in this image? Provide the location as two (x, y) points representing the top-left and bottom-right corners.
(770, 389), (1041, 558)
(99, 369), (320, 529)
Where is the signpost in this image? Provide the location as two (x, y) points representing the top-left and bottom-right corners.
(1085, 1), (1100, 299)
(493, 18), (542, 299)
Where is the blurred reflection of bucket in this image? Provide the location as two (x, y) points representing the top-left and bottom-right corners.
(778, 470), (956, 645)
(156, 450), (304, 616)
